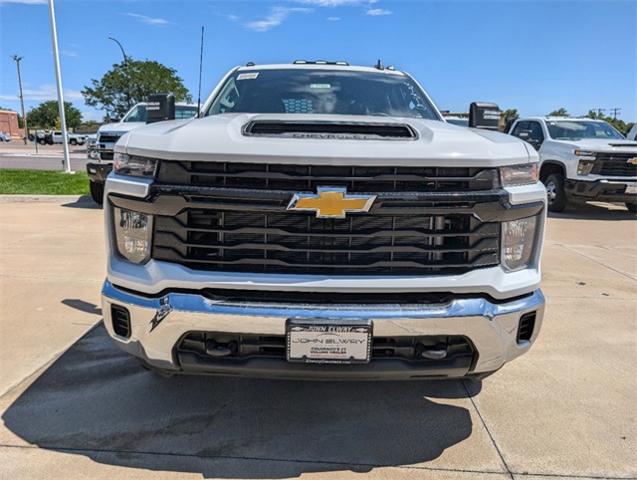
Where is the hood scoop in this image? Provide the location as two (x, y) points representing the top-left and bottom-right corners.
(243, 120), (417, 140)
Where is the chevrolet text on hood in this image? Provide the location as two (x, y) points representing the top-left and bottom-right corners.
(102, 61), (546, 380)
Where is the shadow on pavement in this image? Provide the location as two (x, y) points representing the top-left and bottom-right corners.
(3, 325), (478, 478)
(549, 201), (636, 221)
(62, 299), (102, 316)
(61, 195), (101, 209)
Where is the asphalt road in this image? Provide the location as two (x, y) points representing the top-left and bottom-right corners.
(0, 153), (90, 171)
(0, 196), (635, 479)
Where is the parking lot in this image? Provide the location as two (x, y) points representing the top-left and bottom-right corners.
(0, 196), (635, 479)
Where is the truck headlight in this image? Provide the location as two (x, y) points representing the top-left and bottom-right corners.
(574, 150), (596, 175)
(113, 207), (153, 264)
(502, 216), (538, 271)
(500, 163), (539, 187)
(114, 152), (158, 177)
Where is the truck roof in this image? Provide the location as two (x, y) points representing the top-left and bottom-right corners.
(235, 62), (406, 76)
(518, 116), (607, 123)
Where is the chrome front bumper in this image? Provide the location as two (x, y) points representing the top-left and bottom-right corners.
(101, 281), (545, 379)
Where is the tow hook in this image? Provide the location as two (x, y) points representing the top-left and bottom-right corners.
(205, 339), (237, 357)
(416, 343), (448, 360)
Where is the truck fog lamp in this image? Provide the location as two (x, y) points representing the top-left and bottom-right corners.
(114, 152), (158, 177)
(500, 163), (539, 187)
(502, 216), (538, 271)
(114, 207), (153, 264)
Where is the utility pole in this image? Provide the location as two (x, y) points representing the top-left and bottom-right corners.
(11, 55), (28, 145)
(596, 108), (606, 117)
(47, 0), (71, 173)
(610, 107), (621, 120)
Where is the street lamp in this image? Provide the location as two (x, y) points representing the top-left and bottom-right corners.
(108, 37), (128, 63)
(108, 36), (132, 113)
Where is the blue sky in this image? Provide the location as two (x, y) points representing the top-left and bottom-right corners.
(1, 0), (635, 122)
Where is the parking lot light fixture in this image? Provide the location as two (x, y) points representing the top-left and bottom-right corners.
(47, 0), (72, 174)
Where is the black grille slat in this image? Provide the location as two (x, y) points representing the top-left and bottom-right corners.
(157, 161), (499, 193)
(590, 153), (637, 177)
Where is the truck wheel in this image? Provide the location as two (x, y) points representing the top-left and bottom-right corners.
(625, 202), (637, 214)
(544, 173), (567, 212)
(38, 138), (46, 145)
(89, 181), (104, 205)
(69, 138), (77, 145)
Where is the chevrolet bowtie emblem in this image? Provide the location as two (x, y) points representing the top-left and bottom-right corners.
(628, 157), (637, 166)
(287, 187), (376, 218)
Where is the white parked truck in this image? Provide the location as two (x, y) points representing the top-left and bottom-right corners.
(87, 102), (198, 203)
(101, 61), (546, 380)
(509, 117), (637, 212)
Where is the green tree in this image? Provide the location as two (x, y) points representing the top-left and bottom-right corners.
(585, 110), (633, 135)
(82, 59), (191, 119)
(26, 101), (82, 129)
(548, 108), (569, 117)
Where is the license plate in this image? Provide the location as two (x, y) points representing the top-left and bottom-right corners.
(626, 185), (637, 194)
(286, 319), (372, 364)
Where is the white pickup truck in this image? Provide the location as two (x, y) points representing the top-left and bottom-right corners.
(509, 117), (637, 212)
(100, 61), (546, 380)
(87, 102), (198, 203)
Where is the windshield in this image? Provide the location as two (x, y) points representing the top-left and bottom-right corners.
(122, 104), (198, 122)
(546, 120), (624, 140)
(206, 69), (440, 120)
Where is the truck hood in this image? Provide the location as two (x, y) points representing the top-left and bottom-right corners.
(98, 121), (145, 135)
(119, 114), (534, 167)
(552, 138), (637, 153)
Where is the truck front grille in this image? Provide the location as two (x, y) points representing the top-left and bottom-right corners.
(591, 153), (637, 177)
(157, 161), (499, 193)
(98, 134), (122, 144)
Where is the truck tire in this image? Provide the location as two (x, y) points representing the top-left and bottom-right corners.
(89, 181), (104, 205)
(38, 138), (46, 145)
(544, 173), (567, 212)
(69, 138), (77, 145)
(625, 202), (637, 214)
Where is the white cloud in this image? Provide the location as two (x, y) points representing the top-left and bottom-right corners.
(124, 13), (169, 26)
(61, 50), (79, 58)
(327, 16), (341, 21)
(365, 7), (392, 16)
(226, 14), (240, 21)
(0, 0), (46, 4)
(0, 84), (83, 102)
(245, 6), (311, 32)
(295, 0), (367, 6)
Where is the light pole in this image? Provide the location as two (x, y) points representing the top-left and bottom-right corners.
(11, 55), (28, 145)
(47, 0), (71, 173)
(108, 36), (132, 113)
(108, 37), (128, 63)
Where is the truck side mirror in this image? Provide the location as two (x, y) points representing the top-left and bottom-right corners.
(468, 102), (501, 131)
(147, 93), (176, 124)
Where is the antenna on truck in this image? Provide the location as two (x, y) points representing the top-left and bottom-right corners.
(196, 26), (204, 118)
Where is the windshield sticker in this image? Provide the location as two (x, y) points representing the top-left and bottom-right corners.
(237, 72), (259, 80)
(310, 83), (332, 89)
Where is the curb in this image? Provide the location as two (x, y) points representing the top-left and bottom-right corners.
(0, 194), (92, 203)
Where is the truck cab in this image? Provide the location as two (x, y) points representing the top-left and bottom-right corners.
(509, 117), (637, 212)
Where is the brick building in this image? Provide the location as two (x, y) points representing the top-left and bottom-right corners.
(0, 109), (23, 139)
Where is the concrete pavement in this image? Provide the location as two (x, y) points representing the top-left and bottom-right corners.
(0, 197), (635, 479)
